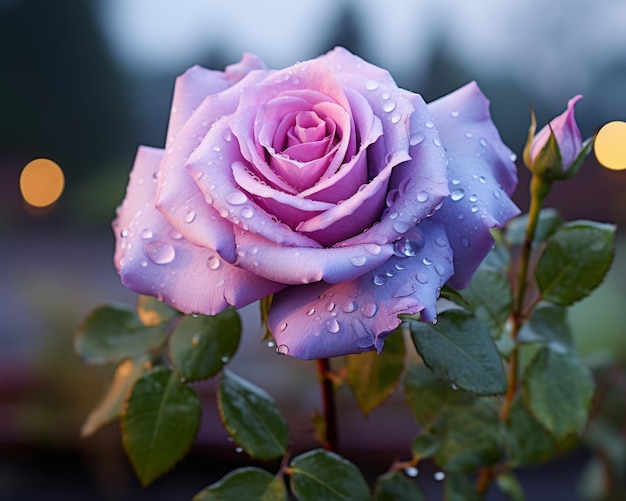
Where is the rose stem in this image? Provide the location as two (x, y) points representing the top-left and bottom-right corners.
(500, 175), (550, 422)
(316, 358), (339, 452)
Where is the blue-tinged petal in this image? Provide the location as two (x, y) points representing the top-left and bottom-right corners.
(267, 221), (453, 359)
(427, 82), (520, 288)
(113, 146), (284, 315)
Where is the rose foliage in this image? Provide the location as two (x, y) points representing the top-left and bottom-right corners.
(76, 49), (618, 499)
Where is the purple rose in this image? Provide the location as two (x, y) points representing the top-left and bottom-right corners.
(528, 95), (584, 178)
(113, 47), (519, 359)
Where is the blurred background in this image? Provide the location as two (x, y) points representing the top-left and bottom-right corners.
(1, 0), (625, 499)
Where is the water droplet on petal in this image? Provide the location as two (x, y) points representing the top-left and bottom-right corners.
(211, 145), (221, 152)
(433, 138), (442, 147)
(394, 234), (425, 257)
(391, 112), (401, 124)
(465, 131), (473, 138)
(226, 191), (247, 205)
(393, 220), (410, 234)
(416, 191), (429, 203)
(207, 255), (221, 270)
(422, 257), (433, 266)
(416, 272), (429, 284)
(450, 189), (465, 201)
(469, 194), (479, 203)
(240, 206), (254, 219)
(395, 262), (406, 271)
(361, 303), (378, 318)
(342, 302), (357, 313)
(383, 101), (396, 113)
(409, 133), (425, 146)
(325, 318), (340, 333)
(365, 243), (381, 255)
(218, 207), (229, 218)
(279, 322), (288, 332)
(184, 209), (196, 223)
(306, 308), (316, 316)
(451, 178), (461, 185)
(325, 302), (335, 312)
(460, 236), (471, 247)
(478, 175), (487, 183)
(140, 259), (148, 268)
(276, 344), (289, 355)
(493, 189), (501, 199)
(141, 229), (153, 239)
(365, 80), (380, 91)
(424, 121), (435, 129)
(145, 241), (175, 264)
(479, 138), (488, 147)
(450, 110), (459, 118)
(350, 255), (367, 267)
(435, 237), (446, 247)
(373, 274), (387, 286)
(435, 263), (446, 276)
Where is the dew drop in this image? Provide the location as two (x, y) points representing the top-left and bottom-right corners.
(492, 189), (501, 199)
(393, 220), (410, 234)
(395, 262), (406, 271)
(450, 189), (465, 201)
(435, 263), (446, 276)
(207, 256), (222, 270)
(279, 322), (288, 332)
(218, 207), (229, 218)
(465, 131), (473, 138)
(325, 302), (335, 312)
(211, 145), (221, 152)
(460, 236), (471, 247)
(222, 130), (233, 142)
(221, 355), (230, 364)
(226, 191), (247, 205)
(389, 211), (399, 220)
(471, 206), (479, 213)
(365, 80), (380, 91)
(350, 255), (367, 267)
(394, 234), (425, 257)
(240, 206), (254, 219)
(416, 272), (429, 284)
(405, 466), (419, 477)
(450, 110), (459, 118)
(433, 138), (442, 147)
(386, 269), (396, 278)
(361, 302), (378, 318)
(365, 243), (381, 255)
(435, 237), (446, 247)
(267, 340), (275, 348)
(416, 191), (429, 203)
(510, 153), (518, 162)
(478, 175), (487, 183)
(184, 209), (196, 223)
(276, 344), (289, 355)
(382, 91), (391, 99)
(424, 120), (435, 129)
(479, 138), (488, 147)
(409, 132), (425, 146)
(373, 274), (387, 286)
(382, 101), (396, 113)
(325, 318), (340, 333)
(140, 259), (148, 268)
(422, 257), (433, 266)
(434, 472), (445, 481)
(468, 194), (479, 203)
(171, 230), (183, 240)
(306, 308), (316, 316)
(145, 241), (175, 265)
(391, 112), (402, 124)
(215, 279), (225, 287)
(141, 229), (153, 239)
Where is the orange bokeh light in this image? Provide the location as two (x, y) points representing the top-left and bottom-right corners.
(595, 121), (626, 171)
(19, 158), (65, 208)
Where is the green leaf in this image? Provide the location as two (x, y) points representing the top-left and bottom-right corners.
(433, 400), (503, 473)
(75, 304), (168, 364)
(81, 356), (148, 437)
(496, 472), (525, 501)
(411, 433), (440, 460)
(518, 305), (574, 354)
(192, 467), (287, 501)
(122, 366), (201, 486)
(137, 295), (178, 326)
(217, 370), (288, 460)
(505, 396), (557, 467)
(404, 364), (473, 428)
(345, 326), (405, 415)
(504, 208), (564, 247)
(409, 310), (507, 395)
(444, 472), (481, 501)
(169, 309), (241, 382)
(457, 267), (512, 338)
(288, 449), (370, 501)
(373, 471), (424, 501)
(535, 221), (615, 306)
(523, 346), (595, 440)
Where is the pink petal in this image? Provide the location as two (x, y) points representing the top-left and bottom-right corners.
(113, 146), (283, 315)
(267, 220), (453, 359)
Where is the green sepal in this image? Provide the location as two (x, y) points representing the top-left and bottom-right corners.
(530, 123), (564, 180)
(522, 105), (537, 170)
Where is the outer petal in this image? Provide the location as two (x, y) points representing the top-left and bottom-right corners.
(113, 146), (284, 315)
(427, 82), (520, 288)
(165, 54), (267, 144)
(268, 221), (453, 359)
(156, 70), (270, 263)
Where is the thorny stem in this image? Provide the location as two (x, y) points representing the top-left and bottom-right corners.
(317, 358), (339, 452)
(500, 174), (551, 422)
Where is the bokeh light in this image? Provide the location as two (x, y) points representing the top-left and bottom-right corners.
(594, 121), (626, 171)
(19, 158), (65, 208)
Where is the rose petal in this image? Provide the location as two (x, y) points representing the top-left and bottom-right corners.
(166, 53), (267, 144)
(267, 221), (453, 359)
(186, 117), (324, 248)
(426, 81), (521, 288)
(341, 91), (449, 247)
(156, 70), (270, 263)
(233, 229), (394, 285)
(114, 146), (284, 314)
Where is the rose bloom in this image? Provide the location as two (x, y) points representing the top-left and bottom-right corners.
(114, 48), (519, 359)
